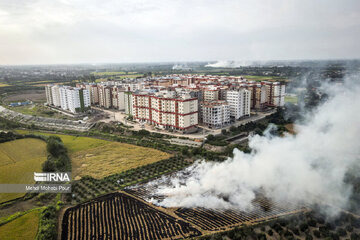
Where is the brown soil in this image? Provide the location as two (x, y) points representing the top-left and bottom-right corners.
(4, 90), (45, 103)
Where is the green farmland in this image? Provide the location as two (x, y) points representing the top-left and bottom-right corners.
(0, 138), (47, 203)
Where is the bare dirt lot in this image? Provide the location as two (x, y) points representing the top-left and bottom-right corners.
(4, 90), (46, 103)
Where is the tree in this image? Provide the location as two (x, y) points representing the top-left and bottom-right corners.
(46, 136), (65, 157)
(42, 158), (56, 172)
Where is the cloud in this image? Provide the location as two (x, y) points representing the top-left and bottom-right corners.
(0, 0), (359, 64)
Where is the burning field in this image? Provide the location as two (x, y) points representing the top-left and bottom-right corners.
(61, 186), (308, 240)
(125, 181), (308, 233)
(61, 192), (201, 240)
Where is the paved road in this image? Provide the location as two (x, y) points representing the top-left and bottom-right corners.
(93, 107), (276, 139)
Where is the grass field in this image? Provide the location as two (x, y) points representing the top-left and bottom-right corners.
(16, 130), (109, 153)
(0, 138), (47, 203)
(16, 130), (171, 179)
(285, 95), (298, 104)
(91, 71), (139, 76)
(91, 71), (126, 76)
(242, 75), (288, 82)
(71, 142), (171, 179)
(0, 209), (41, 240)
(10, 104), (72, 119)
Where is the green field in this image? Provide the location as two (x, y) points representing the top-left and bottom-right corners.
(0, 209), (41, 240)
(91, 71), (140, 76)
(242, 75), (288, 82)
(285, 95), (298, 104)
(16, 130), (109, 153)
(91, 71), (127, 76)
(16, 130), (171, 179)
(0, 138), (47, 203)
(10, 104), (72, 119)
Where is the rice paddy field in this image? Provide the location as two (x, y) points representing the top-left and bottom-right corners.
(16, 130), (171, 180)
(0, 209), (41, 240)
(0, 138), (47, 203)
(71, 142), (171, 179)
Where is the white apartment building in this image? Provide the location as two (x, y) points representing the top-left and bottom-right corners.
(263, 82), (286, 107)
(51, 85), (61, 107)
(124, 83), (144, 92)
(203, 87), (219, 101)
(201, 101), (230, 128)
(45, 85), (53, 105)
(226, 88), (251, 119)
(84, 84), (99, 105)
(132, 92), (198, 132)
(59, 86), (70, 110)
(117, 91), (125, 110)
(58, 86), (90, 113)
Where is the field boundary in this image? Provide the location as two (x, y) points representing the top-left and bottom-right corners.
(0, 206), (44, 226)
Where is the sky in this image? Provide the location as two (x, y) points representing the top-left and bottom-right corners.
(0, 0), (359, 65)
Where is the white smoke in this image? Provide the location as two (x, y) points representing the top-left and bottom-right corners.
(151, 75), (360, 214)
(205, 60), (253, 68)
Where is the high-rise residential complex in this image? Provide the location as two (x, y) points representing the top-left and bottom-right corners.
(201, 100), (230, 128)
(226, 88), (251, 119)
(264, 82), (286, 107)
(132, 91), (198, 132)
(46, 84), (90, 113)
(45, 74), (285, 130)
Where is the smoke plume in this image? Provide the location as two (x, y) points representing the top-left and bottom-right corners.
(205, 60), (254, 68)
(150, 75), (360, 214)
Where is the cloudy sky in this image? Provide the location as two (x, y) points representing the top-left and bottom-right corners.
(0, 0), (359, 65)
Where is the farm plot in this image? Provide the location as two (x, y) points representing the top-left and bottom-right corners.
(16, 130), (172, 180)
(71, 141), (171, 179)
(175, 199), (307, 232)
(0, 209), (41, 240)
(127, 181), (308, 232)
(61, 192), (201, 240)
(68, 156), (190, 204)
(0, 138), (47, 203)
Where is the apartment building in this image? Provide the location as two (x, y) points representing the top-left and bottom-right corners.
(226, 88), (251, 119)
(51, 85), (61, 107)
(203, 87), (220, 101)
(45, 84), (54, 105)
(264, 82), (286, 106)
(57, 86), (90, 113)
(59, 86), (70, 110)
(201, 101), (230, 128)
(86, 84), (99, 105)
(98, 85), (112, 108)
(111, 86), (126, 110)
(132, 92), (198, 132)
(124, 91), (133, 116)
(245, 83), (267, 109)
